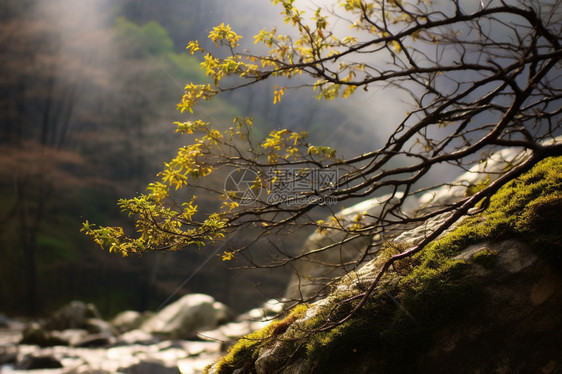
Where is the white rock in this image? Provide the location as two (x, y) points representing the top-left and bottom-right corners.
(111, 310), (143, 333)
(116, 329), (157, 345)
(51, 329), (88, 346)
(178, 353), (222, 374)
(45, 301), (101, 331)
(199, 320), (271, 343)
(140, 294), (233, 340)
(236, 299), (283, 322)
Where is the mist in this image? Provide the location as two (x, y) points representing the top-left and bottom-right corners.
(3, 0), (552, 317)
(0, 0), (383, 317)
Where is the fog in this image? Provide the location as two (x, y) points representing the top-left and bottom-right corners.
(0, 0), (382, 316)
(2, 0), (557, 316)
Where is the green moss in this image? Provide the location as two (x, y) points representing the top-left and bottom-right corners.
(472, 249), (498, 268)
(516, 191), (562, 261)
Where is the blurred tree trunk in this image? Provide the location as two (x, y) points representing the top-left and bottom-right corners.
(0, 2), (81, 315)
(15, 182), (51, 314)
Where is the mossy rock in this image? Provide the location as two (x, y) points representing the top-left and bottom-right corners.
(206, 156), (562, 374)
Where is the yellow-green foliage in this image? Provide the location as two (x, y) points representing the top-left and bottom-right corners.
(179, 0), (428, 111)
(83, 0), (432, 257)
(82, 113), (335, 256)
(207, 304), (308, 374)
(262, 156), (562, 374)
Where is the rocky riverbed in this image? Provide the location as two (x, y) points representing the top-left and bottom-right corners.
(0, 296), (283, 374)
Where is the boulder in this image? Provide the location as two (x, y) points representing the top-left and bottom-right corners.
(20, 322), (67, 347)
(230, 239), (562, 374)
(111, 310), (143, 333)
(0, 317), (24, 347)
(19, 319), (114, 348)
(44, 300), (101, 331)
(415, 241), (561, 374)
(116, 329), (158, 345)
(140, 294), (234, 340)
(0, 345), (17, 365)
(0, 314), (9, 328)
(84, 318), (116, 337)
(178, 354), (223, 374)
(66, 370), (113, 374)
(51, 329), (89, 346)
(200, 299), (285, 353)
(74, 333), (114, 348)
(15, 353), (63, 370)
(236, 299), (283, 322)
(121, 359), (181, 374)
(4, 321), (224, 374)
(199, 320), (268, 344)
(283, 144), (536, 302)
(206, 155), (562, 374)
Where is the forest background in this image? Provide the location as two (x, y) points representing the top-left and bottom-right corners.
(0, 0), (389, 316)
